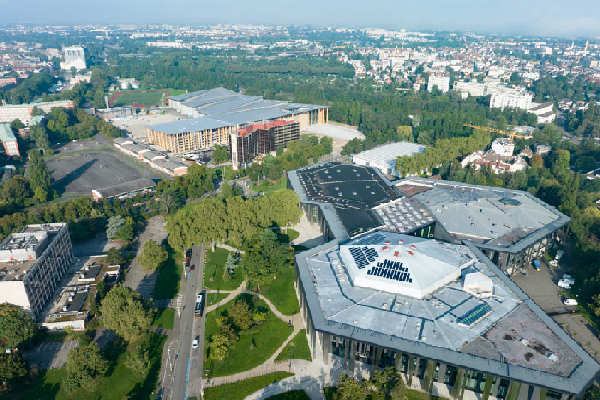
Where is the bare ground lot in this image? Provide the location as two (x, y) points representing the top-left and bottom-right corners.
(111, 109), (183, 142)
(512, 263), (600, 362)
(46, 136), (158, 196)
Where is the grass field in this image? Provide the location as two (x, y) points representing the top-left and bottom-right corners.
(260, 265), (300, 316)
(251, 177), (288, 195)
(206, 292), (230, 307)
(203, 248), (243, 291)
(152, 307), (175, 330)
(275, 329), (311, 362)
(266, 390), (311, 400)
(153, 244), (182, 299)
(204, 294), (293, 377)
(111, 88), (186, 108)
(204, 372), (294, 400)
(10, 333), (166, 400)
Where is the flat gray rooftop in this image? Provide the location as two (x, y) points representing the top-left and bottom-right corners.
(397, 178), (570, 252)
(162, 87), (325, 134)
(296, 229), (599, 394)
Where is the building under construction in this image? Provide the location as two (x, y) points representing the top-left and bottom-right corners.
(146, 87), (327, 156)
(230, 120), (300, 168)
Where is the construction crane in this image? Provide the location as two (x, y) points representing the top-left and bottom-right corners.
(463, 123), (533, 140)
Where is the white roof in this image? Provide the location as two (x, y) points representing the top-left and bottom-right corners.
(339, 239), (475, 298)
(463, 272), (494, 298)
(352, 142), (425, 170)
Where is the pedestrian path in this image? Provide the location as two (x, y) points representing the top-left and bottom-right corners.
(200, 281), (338, 400)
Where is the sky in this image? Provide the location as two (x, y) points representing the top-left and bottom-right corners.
(0, 0), (599, 38)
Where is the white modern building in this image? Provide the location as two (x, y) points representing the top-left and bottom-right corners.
(490, 138), (515, 157)
(352, 142), (426, 177)
(60, 46), (87, 71)
(427, 75), (450, 93)
(0, 223), (74, 320)
(490, 90), (533, 111)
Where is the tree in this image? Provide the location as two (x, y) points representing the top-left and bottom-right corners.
(1, 176), (32, 208)
(106, 215), (125, 239)
(105, 247), (125, 266)
(335, 374), (369, 400)
(26, 150), (52, 203)
(0, 304), (36, 349)
(63, 342), (108, 392)
(139, 240), (167, 271)
(0, 353), (27, 389)
(99, 286), (152, 342)
(208, 332), (232, 361)
(125, 335), (152, 377)
(212, 145), (230, 164)
(106, 215), (134, 242)
(509, 72), (521, 86)
(228, 300), (254, 330)
(9, 119), (24, 133)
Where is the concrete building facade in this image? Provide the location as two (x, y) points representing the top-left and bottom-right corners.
(0, 223), (74, 320)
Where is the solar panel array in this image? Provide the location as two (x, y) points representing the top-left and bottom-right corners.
(367, 258), (413, 283)
(348, 246), (379, 269)
(375, 198), (435, 233)
(354, 233), (385, 246)
(457, 303), (491, 325)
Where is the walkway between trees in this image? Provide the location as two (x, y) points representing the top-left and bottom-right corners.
(202, 280), (341, 400)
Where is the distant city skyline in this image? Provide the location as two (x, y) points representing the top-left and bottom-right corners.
(0, 0), (599, 38)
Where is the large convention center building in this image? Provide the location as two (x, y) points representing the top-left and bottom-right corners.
(288, 163), (596, 399)
(146, 87), (327, 163)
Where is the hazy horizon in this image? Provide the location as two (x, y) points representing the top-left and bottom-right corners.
(0, 0), (599, 38)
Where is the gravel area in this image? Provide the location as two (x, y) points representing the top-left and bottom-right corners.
(24, 340), (79, 370)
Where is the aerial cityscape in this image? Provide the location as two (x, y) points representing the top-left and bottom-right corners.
(1, 2), (600, 400)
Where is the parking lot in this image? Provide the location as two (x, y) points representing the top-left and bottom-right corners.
(24, 340), (79, 370)
(46, 136), (158, 196)
(111, 109), (183, 141)
(512, 262), (600, 361)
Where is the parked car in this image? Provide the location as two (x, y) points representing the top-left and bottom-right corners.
(563, 298), (578, 306)
(192, 337), (199, 349)
(532, 259), (541, 271)
(190, 264), (195, 271)
(558, 279), (574, 289)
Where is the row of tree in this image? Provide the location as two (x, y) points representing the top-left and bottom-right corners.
(166, 189), (302, 250)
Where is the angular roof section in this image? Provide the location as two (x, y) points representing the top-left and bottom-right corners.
(148, 117), (230, 134)
(339, 239), (475, 298)
(397, 178), (570, 253)
(296, 230), (599, 395)
(163, 87), (326, 134)
(0, 123), (16, 142)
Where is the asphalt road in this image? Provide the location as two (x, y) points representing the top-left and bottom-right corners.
(170, 244), (205, 400)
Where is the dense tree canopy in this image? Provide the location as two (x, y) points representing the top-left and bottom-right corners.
(99, 286), (152, 342)
(0, 304), (36, 349)
(63, 343), (108, 392)
(139, 240), (167, 271)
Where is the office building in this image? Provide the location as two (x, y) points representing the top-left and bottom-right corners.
(0, 100), (74, 124)
(427, 75), (450, 93)
(147, 87), (327, 154)
(288, 164), (569, 272)
(0, 123), (19, 156)
(0, 223), (74, 320)
(60, 46), (87, 71)
(230, 120), (300, 168)
(295, 230), (598, 399)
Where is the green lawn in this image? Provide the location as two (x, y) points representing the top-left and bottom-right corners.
(266, 390), (310, 400)
(204, 372), (294, 400)
(203, 248), (243, 291)
(260, 265), (300, 315)
(152, 307), (175, 330)
(204, 294), (293, 377)
(275, 329), (311, 362)
(10, 333), (166, 400)
(251, 177), (287, 195)
(206, 292), (231, 307)
(153, 244), (182, 299)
